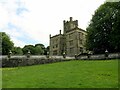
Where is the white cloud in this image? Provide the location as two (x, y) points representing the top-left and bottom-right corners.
(0, 5), (9, 28)
(11, 37), (26, 48)
(0, 0), (30, 47)
(0, 0), (106, 47)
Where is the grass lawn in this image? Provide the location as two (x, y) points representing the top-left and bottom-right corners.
(2, 59), (118, 88)
(0, 69), (2, 89)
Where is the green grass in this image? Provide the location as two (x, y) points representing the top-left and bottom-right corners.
(2, 59), (118, 88)
(0, 69), (2, 89)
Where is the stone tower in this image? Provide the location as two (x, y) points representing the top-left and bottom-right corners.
(50, 17), (87, 56)
(63, 17), (78, 34)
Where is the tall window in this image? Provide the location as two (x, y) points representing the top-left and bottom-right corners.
(52, 40), (54, 44)
(70, 47), (74, 54)
(56, 39), (58, 43)
(69, 33), (73, 39)
(69, 40), (73, 46)
(79, 39), (82, 44)
(56, 44), (58, 48)
(70, 23), (75, 29)
(79, 32), (83, 39)
(69, 34), (71, 39)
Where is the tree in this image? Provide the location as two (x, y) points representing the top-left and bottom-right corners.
(35, 44), (45, 49)
(86, 2), (120, 54)
(22, 44), (47, 55)
(22, 45), (35, 55)
(44, 46), (49, 55)
(34, 46), (44, 55)
(35, 44), (45, 55)
(0, 32), (14, 55)
(12, 47), (23, 55)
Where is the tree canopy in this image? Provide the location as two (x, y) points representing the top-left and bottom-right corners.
(86, 2), (120, 54)
(1, 32), (14, 55)
(22, 44), (46, 55)
(12, 47), (23, 55)
(0, 32), (49, 55)
(22, 45), (35, 55)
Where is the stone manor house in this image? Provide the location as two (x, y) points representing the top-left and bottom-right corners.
(49, 17), (87, 56)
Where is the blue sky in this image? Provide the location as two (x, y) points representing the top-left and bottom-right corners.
(0, 0), (106, 47)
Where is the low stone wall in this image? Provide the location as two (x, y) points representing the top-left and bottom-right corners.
(1, 53), (120, 67)
(77, 53), (120, 60)
(1, 55), (74, 67)
(108, 53), (120, 59)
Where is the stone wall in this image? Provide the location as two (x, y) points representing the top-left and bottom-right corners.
(1, 53), (120, 67)
(77, 53), (120, 60)
(1, 55), (74, 67)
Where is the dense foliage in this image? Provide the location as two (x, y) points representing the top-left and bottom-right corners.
(1, 32), (49, 55)
(86, 2), (120, 54)
(1, 32), (14, 55)
(12, 47), (23, 55)
(22, 44), (45, 55)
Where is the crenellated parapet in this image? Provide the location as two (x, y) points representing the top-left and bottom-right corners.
(63, 17), (78, 33)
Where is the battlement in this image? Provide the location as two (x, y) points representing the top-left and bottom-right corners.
(63, 17), (74, 22)
(63, 17), (78, 33)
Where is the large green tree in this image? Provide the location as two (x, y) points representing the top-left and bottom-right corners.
(12, 47), (23, 55)
(0, 32), (14, 55)
(35, 44), (45, 49)
(34, 46), (44, 55)
(86, 2), (120, 54)
(22, 45), (35, 55)
(22, 44), (46, 55)
(34, 44), (45, 55)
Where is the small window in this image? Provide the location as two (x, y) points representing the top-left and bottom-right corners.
(56, 44), (58, 48)
(53, 50), (57, 55)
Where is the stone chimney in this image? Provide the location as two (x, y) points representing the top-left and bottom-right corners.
(49, 34), (51, 38)
(60, 30), (61, 34)
(70, 17), (73, 21)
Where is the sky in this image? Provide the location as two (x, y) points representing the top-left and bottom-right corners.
(0, 0), (106, 48)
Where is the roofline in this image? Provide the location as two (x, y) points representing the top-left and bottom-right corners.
(50, 34), (63, 38)
(65, 27), (86, 33)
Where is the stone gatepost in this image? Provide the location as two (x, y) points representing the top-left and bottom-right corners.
(46, 51), (49, 58)
(27, 50), (31, 58)
(8, 50), (12, 58)
(63, 52), (66, 58)
(75, 54), (77, 60)
(87, 51), (91, 60)
(105, 49), (109, 59)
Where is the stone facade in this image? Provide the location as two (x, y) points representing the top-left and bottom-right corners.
(50, 17), (87, 56)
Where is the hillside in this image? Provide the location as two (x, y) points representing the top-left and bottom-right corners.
(2, 60), (118, 88)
